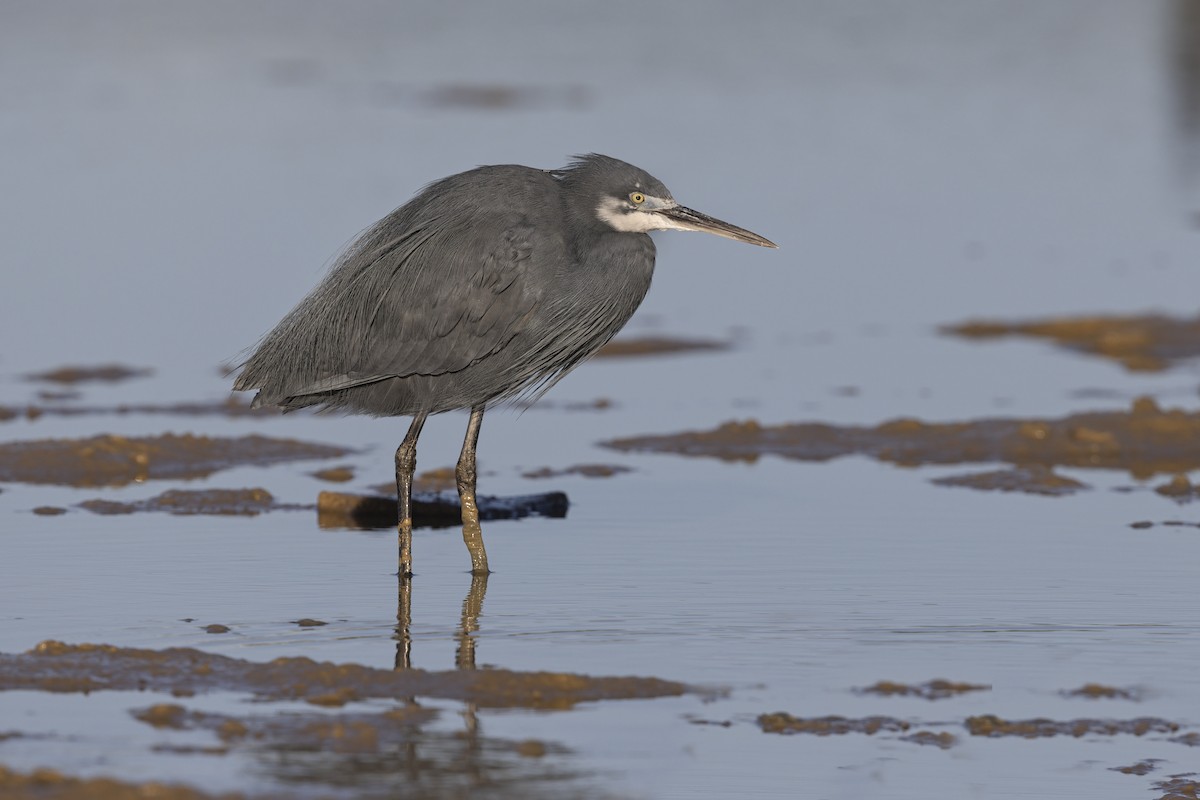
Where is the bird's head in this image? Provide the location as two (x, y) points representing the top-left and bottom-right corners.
(554, 154), (777, 248)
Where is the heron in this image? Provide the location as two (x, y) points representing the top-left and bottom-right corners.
(234, 154), (777, 576)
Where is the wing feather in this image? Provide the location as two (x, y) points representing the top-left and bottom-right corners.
(352, 217), (543, 380)
(234, 167), (568, 411)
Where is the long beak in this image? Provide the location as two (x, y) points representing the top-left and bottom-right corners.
(657, 205), (778, 248)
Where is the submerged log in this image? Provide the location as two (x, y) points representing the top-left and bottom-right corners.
(317, 490), (568, 530)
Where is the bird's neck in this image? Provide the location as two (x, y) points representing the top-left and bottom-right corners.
(569, 230), (655, 297)
(558, 184), (656, 293)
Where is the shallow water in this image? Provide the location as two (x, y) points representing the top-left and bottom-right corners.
(3, 2), (1200, 798)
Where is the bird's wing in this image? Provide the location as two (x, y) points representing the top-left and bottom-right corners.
(279, 210), (559, 398)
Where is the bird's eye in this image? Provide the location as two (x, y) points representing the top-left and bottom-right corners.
(629, 192), (645, 205)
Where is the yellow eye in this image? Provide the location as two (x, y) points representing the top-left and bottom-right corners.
(630, 192), (645, 205)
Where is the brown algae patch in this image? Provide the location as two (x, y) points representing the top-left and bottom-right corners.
(24, 364), (153, 384)
(310, 465), (355, 483)
(856, 679), (990, 700)
(515, 739), (549, 758)
(0, 641), (688, 709)
(521, 464), (633, 479)
(685, 716), (733, 728)
(79, 488), (293, 517)
(133, 703), (190, 729)
(1155, 775), (1200, 799)
(605, 397), (1200, 481)
(372, 467), (458, 495)
(15, 700), (581, 797)
(944, 313), (1200, 372)
(117, 700), (583, 795)
(1062, 683), (1144, 701)
(0, 396), (281, 425)
(36, 390), (83, 402)
(932, 465), (1088, 496)
(151, 743), (230, 756)
(900, 730), (957, 749)
(1112, 759), (1162, 775)
(516, 397), (615, 412)
(418, 83), (589, 111)
(594, 335), (730, 359)
(0, 766), (243, 800)
(317, 490), (568, 530)
(1126, 520), (1200, 530)
(757, 713), (910, 736)
(0, 433), (352, 487)
(965, 714), (1178, 738)
(1156, 474), (1200, 501)
(130, 701), (436, 751)
(414, 466), (457, 493)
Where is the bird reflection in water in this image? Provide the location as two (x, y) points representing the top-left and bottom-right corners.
(393, 572), (490, 785)
(393, 573), (489, 672)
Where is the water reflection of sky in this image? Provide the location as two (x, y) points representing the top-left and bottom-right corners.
(2, 3), (1200, 799)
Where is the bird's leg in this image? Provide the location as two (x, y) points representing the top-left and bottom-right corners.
(395, 413), (427, 577)
(456, 406), (490, 575)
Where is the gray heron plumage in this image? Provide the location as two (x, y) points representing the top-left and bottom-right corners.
(234, 154), (776, 575)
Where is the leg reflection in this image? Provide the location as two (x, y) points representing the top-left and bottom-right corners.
(390, 573), (493, 787)
(455, 573), (488, 786)
(455, 573), (489, 671)
(394, 574), (412, 671)
(396, 572), (489, 672)
(393, 573), (419, 779)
